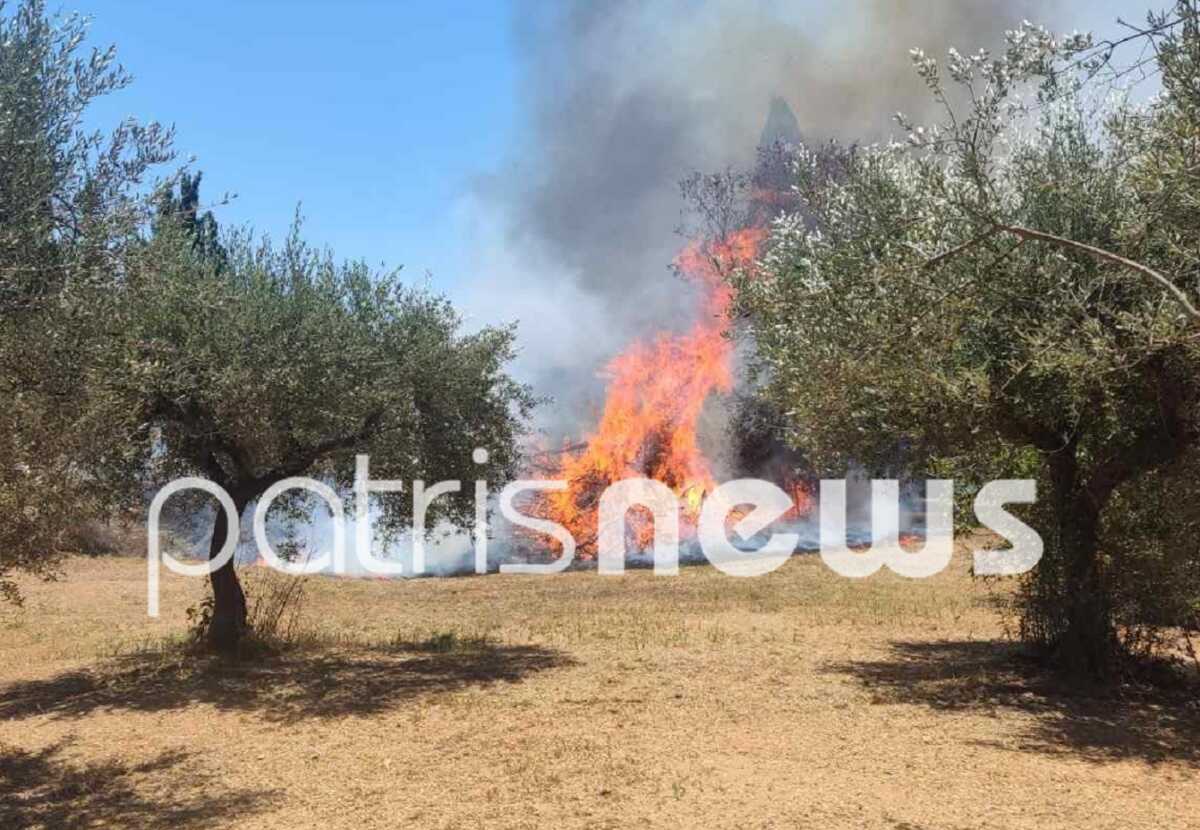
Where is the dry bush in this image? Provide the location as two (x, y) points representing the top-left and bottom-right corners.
(244, 568), (309, 646)
(186, 566), (310, 652)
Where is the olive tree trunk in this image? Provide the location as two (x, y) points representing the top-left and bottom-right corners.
(207, 493), (249, 652)
(1046, 452), (1120, 678)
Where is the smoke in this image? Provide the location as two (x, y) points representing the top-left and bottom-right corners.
(457, 0), (1060, 429)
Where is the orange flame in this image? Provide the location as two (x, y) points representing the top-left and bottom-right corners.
(537, 228), (767, 556)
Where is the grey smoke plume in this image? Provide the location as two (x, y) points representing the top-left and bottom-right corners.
(459, 0), (1126, 429)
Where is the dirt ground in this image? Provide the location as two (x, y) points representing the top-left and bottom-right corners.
(1, 548), (1196, 829)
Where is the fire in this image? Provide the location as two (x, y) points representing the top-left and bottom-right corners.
(783, 477), (814, 519)
(538, 228), (767, 556)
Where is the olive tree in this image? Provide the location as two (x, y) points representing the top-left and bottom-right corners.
(737, 6), (1200, 677)
(0, 0), (173, 600)
(109, 216), (534, 651)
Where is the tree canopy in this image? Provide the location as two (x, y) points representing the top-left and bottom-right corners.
(0, 0), (173, 601)
(737, 4), (1200, 676)
(0, 0), (536, 650)
(105, 210), (535, 648)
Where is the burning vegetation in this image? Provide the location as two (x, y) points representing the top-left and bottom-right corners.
(527, 219), (813, 558)
(514, 105), (823, 561)
(515, 105), (820, 560)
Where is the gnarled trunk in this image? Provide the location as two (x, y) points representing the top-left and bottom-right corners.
(1046, 451), (1119, 678)
(207, 493), (249, 652)
(1056, 496), (1119, 677)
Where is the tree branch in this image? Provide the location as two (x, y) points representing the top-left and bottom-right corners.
(1085, 355), (1199, 506)
(259, 409), (388, 490)
(921, 226), (1004, 271)
(996, 224), (1200, 321)
(923, 223), (1200, 321)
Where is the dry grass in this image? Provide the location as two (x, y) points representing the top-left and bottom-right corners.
(1, 545), (1196, 829)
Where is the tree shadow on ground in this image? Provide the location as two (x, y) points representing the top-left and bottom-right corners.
(0, 637), (574, 725)
(0, 739), (277, 829)
(824, 639), (1200, 766)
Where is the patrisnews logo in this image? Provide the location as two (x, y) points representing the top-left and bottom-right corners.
(146, 455), (1042, 616)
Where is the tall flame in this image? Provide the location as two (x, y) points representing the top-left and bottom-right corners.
(539, 228), (766, 555)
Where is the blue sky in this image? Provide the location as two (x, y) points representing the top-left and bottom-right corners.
(82, 0), (518, 287)
(75, 0), (1144, 307)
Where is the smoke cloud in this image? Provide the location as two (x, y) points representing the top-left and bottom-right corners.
(458, 0), (1082, 431)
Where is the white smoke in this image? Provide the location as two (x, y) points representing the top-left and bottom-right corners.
(259, 2), (1142, 577)
(451, 0), (1132, 432)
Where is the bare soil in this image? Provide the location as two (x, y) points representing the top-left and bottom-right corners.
(1, 547), (1196, 829)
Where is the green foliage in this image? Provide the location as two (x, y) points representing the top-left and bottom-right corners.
(107, 186), (537, 649)
(736, 5), (1200, 676)
(0, 0), (536, 638)
(1099, 452), (1200, 651)
(0, 0), (173, 600)
(112, 216), (534, 529)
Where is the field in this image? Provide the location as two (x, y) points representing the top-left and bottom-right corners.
(1, 547), (1196, 829)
